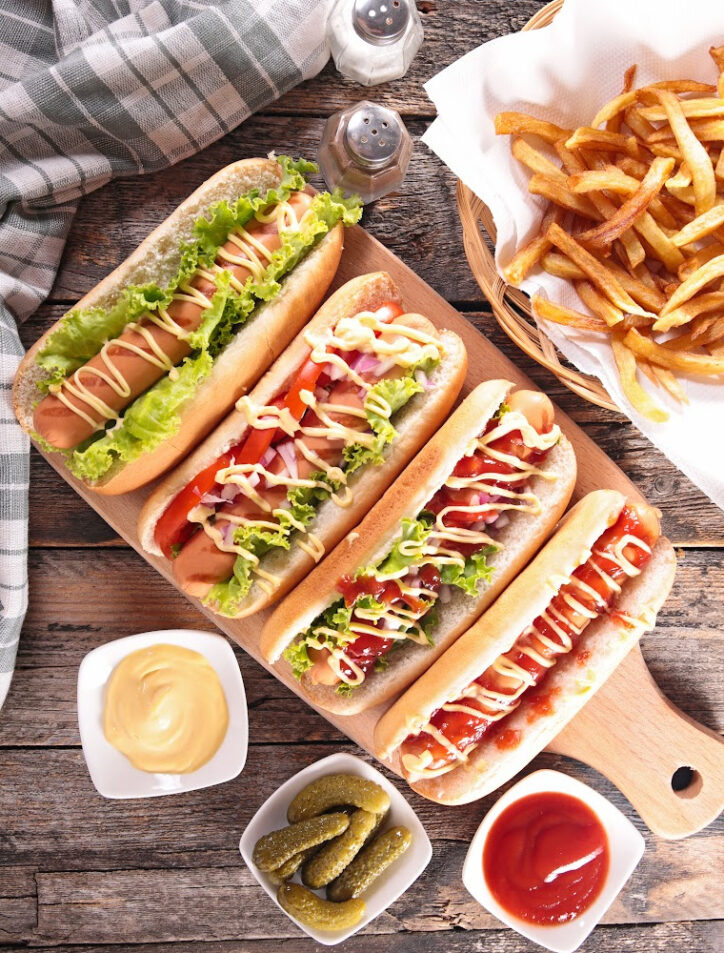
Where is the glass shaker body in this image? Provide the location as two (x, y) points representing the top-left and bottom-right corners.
(327, 0), (424, 86)
(318, 101), (412, 204)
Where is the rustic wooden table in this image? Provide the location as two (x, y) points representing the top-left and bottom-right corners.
(2, 2), (722, 951)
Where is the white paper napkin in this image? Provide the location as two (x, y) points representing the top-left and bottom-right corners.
(423, 0), (724, 510)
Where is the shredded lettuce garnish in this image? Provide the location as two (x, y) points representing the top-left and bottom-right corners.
(286, 511), (498, 692)
(35, 157), (362, 483)
(205, 363), (433, 617)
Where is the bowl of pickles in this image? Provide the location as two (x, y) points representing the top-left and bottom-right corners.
(239, 752), (432, 945)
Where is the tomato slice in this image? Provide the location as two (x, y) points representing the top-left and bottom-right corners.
(155, 301), (404, 559)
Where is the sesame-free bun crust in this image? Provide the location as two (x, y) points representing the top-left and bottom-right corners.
(373, 490), (677, 805)
(138, 271), (468, 616)
(14, 158), (343, 494)
(261, 380), (577, 714)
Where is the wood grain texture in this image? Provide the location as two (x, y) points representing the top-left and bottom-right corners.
(23, 308), (724, 547)
(2, 549), (721, 750)
(7, 0), (723, 948)
(26, 223), (721, 837)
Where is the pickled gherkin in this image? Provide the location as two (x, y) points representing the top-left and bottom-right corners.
(252, 812), (349, 871)
(327, 826), (412, 901)
(287, 774), (390, 823)
(302, 809), (379, 889)
(268, 846), (317, 885)
(277, 882), (366, 931)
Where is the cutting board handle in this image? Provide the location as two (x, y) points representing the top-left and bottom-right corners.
(548, 647), (724, 839)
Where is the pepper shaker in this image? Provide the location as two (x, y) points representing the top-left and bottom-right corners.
(327, 0), (424, 86)
(318, 101), (413, 203)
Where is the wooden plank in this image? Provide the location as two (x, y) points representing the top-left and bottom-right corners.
(0, 867), (37, 945)
(10, 923), (721, 953)
(15, 223), (724, 833)
(267, 1), (549, 118)
(22, 310), (724, 548)
(21, 839), (723, 945)
(46, 118), (477, 306)
(2, 549), (721, 749)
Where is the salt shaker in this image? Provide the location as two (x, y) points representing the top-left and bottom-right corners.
(327, 0), (424, 86)
(318, 101), (413, 203)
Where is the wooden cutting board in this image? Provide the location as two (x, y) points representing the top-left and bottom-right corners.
(35, 225), (724, 838)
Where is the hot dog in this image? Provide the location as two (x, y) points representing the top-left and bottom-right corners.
(261, 380), (577, 715)
(373, 489), (677, 805)
(138, 271), (467, 618)
(14, 156), (359, 494)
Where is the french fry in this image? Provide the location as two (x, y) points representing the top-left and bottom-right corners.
(709, 46), (724, 98)
(546, 222), (651, 316)
(528, 173), (601, 217)
(672, 204), (724, 247)
(503, 234), (551, 287)
(678, 241), (724, 279)
(495, 113), (571, 143)
(541, 252), (586, 280)
(632, 211), (685, 272)
(648, 118), (724, 143)
(639, 98), (724, 122)
(574, 280), (624, 326)
(532, 295), (609, 332)
(659, 253), (724, 316)
(511, 137), (568, 180)
(578, 157), (674, 248)
(645, 88), (716, 214)
(653, 290), (724, 332)
(611, 332), (669, 421)
(496, 59), (724, 419)
(625, 326), (724, 374)
(565, 127), (640, 157)
(651, 364), (690, 403)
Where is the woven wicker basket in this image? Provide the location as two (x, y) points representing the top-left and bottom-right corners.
(456, 0), (618, 412)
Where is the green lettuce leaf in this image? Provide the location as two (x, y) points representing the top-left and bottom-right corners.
(46, 164), (362, 483)
(205, 555), (255, 618)
(284, 598), (354, 681)
(68, 349), (214, 483)
(368, 514), (434, 578)
(440, 546), (498, 596)
(365, 374), (423, 448)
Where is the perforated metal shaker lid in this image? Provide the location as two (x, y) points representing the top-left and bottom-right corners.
(343, 102), (404, 168)
(353, 0), (410, 44)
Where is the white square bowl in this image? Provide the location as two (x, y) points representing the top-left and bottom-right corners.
(462, 769), (644, 953)
(77, 628), (248, 799)
(239, 752), (432, 945)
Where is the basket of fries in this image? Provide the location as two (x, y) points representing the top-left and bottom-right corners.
(457, 0), (724, 421)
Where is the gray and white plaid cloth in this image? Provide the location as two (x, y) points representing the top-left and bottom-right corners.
(0, 0), (333, 709)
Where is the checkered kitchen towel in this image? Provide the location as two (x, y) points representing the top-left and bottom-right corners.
(0, 0), (334, 709)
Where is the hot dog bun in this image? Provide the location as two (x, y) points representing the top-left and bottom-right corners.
(374, 489), (677, 805)
(261, 380), (577, 714)
(15, 157), (344, 494)
(139, 271), (467, 616)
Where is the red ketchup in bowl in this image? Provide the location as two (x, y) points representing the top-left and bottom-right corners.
(482, 791), (609, 925)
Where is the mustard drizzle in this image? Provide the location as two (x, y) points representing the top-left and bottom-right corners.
(402, 532), (653, 779)
(190, 313), (443, 598)
(50, 199), (307, 432)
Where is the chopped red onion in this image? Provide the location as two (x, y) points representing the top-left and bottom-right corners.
(277, 441), (298, 480)
(327, 363), (344, 381)
(260, 446), (276, 468)
(439, 585), (451, 604)
(351, 352), (381, 375)
(200, 491), (226, 506)
(247, 472), (261, 488)
(221, 483), (238, 500)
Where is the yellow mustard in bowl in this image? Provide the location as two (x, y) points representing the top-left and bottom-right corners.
(104, 643), (229, 773)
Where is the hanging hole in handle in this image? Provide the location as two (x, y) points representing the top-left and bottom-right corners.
(671, 765), (703, 799)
